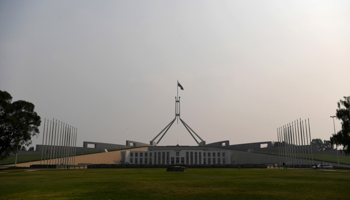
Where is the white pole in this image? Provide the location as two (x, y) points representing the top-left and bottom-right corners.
(58, 121), (63, 165)
(49, 119), (55, 165)
(277, 128), (280, 162)
(40, 118), (46, 165)
(53, 119), (57, 165)
(304, 119), (310, 166)
(63, 124), (68, 165)
(299, 119), (305, 165)
(44, 119), (49, 165)
(48, 120), (52, 165)
(294, 120), (300, 166)
(75, 128), (78, 165)
(308, 119), (314, 164)
(331, 116), (339, 167)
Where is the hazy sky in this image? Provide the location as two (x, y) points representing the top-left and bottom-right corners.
(1, 0), (349, 148)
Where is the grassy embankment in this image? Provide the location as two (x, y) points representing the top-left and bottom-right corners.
(1, 168), (350, 200)
(0, 147), (142, 165)
(253, 150), (350, 164)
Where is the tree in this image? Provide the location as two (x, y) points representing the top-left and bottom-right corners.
(322, 140), (333, 151)
(20, 146), (26, 151)
(273, 141), (286, 147)
(28, 146), (34, 151)
(330, 96), (350, 155)
(311, 138), (323, 151)
(311, 139), (333, 151)
(0, 90), (41, 160)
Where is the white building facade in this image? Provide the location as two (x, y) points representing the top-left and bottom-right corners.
(125, 146), (230, 165)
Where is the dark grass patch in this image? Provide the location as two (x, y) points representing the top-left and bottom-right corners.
(1, 168), (350, 200)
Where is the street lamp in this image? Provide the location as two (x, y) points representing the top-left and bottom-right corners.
(330, 116), (339, 167)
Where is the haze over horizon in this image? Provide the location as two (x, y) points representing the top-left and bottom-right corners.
(1, 1), (349, 148)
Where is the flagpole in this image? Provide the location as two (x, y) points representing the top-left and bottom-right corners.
(177, 81), (178, 124)
(177, 80), (178, 99)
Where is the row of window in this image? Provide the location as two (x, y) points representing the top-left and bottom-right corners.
(129, 157), (226, 165)
(130, 151), (226, 157)
(130, 152), (153, 157)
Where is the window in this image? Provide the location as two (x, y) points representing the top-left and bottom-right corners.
(145, 152), (147, 157)
(223, 158), (225, 164)
(176, 152), (180, 156)
(204, 152), (206, 157)
(218, 158), (221, 164)
(130, 152), (133, 157)
(150, 152), (152, 156)
(208, 153), (211, 157)
(135, 153), (138, 157)
(222, 152), (225, 157)
(140, 153), (143, 157)
(195, 152), (198, 165)
(167, 152), (170, 164)
(260, 143), (268, 148)
(213, 152), (216, 157)
(217, 152), (220, 157)
(213, 158), (216, 164)
(130, 158), (133, 164)
(140, 158), (143, 164)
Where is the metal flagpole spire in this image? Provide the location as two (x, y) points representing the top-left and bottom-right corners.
(150, 81), (205, 146)
(177, 80), (179, 99)
(177, 80), (179, 124)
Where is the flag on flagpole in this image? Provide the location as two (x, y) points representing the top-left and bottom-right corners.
(177, 81), (184, 90)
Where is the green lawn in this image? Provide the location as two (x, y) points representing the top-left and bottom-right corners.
(1, 168), (349, 200)
(0, 153), (43, 165)
(253, 150), (350, 164)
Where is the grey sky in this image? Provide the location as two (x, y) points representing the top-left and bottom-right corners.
(1, 0), (349, 148)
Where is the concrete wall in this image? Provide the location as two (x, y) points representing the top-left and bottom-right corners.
(229, 141), (273, 150)
(126, 140), (151, 147)
(83, 141), (127, 150)
(206, 140), (230, 147)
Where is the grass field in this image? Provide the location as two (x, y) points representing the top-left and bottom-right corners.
(253, 150), (350, 165)
(1, 168), (350, 200)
